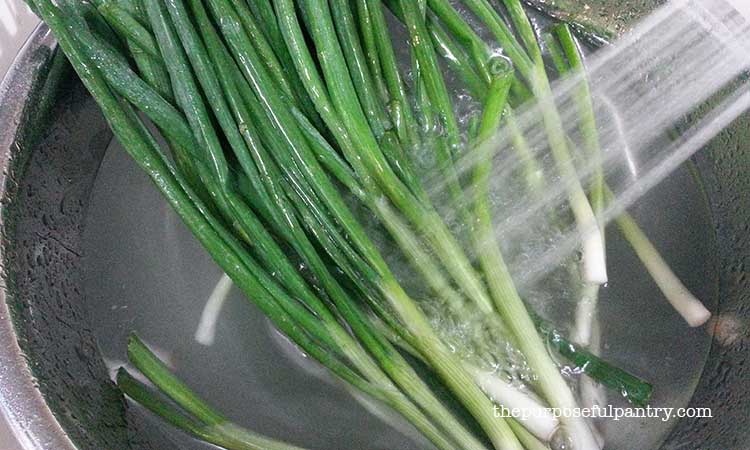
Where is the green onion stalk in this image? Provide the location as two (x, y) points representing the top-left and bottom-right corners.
(421, 0), (691, 427)
(544, 25), (710, 334)
(390, 0), (676, 445)
(421, 0), (681, 386)
(388, 1), (596, 448)
(32, 2), (480, 450)
(120, 337), (306, 450)
(270, 0), (523, 446)
(308, 2), (606, 447)
(139, 0), (500, 447)
(426, 0), (608, 286)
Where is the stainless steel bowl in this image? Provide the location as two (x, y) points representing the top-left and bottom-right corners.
(1, 15), (749, 450)
(0, 24), (175, 450)
(0, 26), (79, 450)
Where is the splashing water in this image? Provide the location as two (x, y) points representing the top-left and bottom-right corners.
(429, 0), (750, 292)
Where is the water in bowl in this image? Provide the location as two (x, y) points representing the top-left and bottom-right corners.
(81, 131), (716, 450)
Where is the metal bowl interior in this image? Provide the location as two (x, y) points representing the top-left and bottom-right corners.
(1, 19), (749, 450)
(0, 25), (175, 450)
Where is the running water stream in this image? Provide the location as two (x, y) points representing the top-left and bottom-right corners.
(439, 0), (750, 291)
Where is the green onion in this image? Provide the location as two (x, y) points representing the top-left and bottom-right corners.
(30, 0), (678, 448)
(120, 339), (307, 450)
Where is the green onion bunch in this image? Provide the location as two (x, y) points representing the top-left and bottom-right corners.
(27, 0), (706, 448)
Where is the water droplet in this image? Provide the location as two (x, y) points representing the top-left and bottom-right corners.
(550, 427), (574, 450)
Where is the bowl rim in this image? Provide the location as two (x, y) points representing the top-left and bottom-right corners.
(0, 22), (78, 450)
